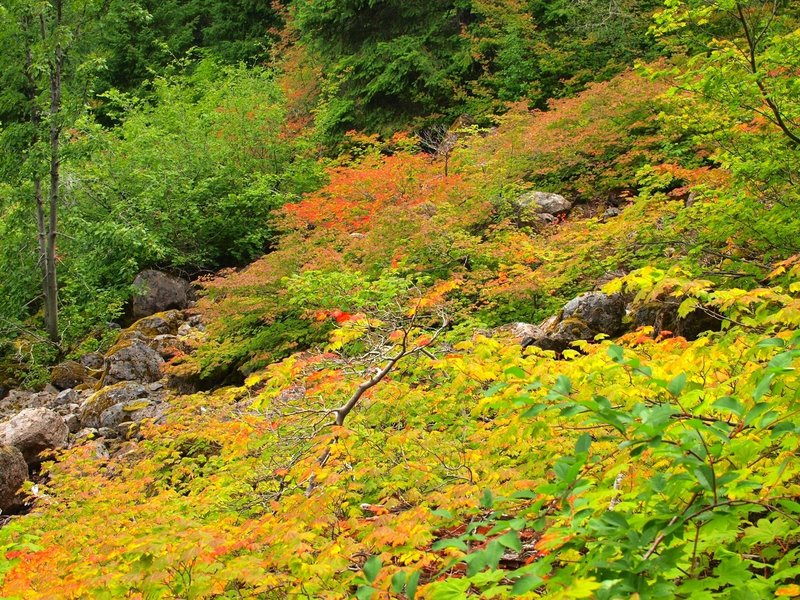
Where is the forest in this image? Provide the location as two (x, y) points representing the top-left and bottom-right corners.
(1, 0), (800, 598)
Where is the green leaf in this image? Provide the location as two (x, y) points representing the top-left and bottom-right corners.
(757, 338), (785, 348)
(575, 433), (592, 454)
(712, 396), (744, 417)
(553, 375), (572, 396)
(406, 571), (420, 599)
(745, 402), (771, 426)
(510, 490), (538, 500)
(355, 585), (376, 600)
(667, 373), (687, 397)
(753, 372), (775, 401)
(505, 366), (526, 378)
(769, 351), (795, 370)
(431, 509), (453, 519)
(512, 574), (543, 595)
(465, 551), (488, 577)
(431, 539), (468, 552)
(481, 488), (494, 509)
(607, 344), (624, 362)
(777, 499), (800, 514)
(391, 571), (407, 594)
(559, 403), (587, 417)
(497, 531), (522, 552)
(363, 556), (382, 584)
(693, 465), (714, 491)
(485, 540), (504, 569)
(601, 511), (629, 529)
(522, 403), (547, 418)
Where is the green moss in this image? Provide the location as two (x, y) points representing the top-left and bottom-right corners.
(123, 400), (151, 412)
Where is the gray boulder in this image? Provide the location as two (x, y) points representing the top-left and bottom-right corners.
(80, 352), (105, 371)
(632, 299), (722, 341)
(561, 292), (627, 337)
(0, 408), (68, 465)
(105, 340), (164, 385)
(98, 400), (164, 430)
(511, 191), (572, 227)
(0, 445), (28, 512)
(132, 270), (192, 319)
(54, 389), (79, 406)
(518, 191), (572, 214)
(523, 292), (626, 353)
(64, 413), (81, 434)
(79, 382), (150, 428)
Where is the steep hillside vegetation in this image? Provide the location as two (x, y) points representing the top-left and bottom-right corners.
(1, 1), (800, 598)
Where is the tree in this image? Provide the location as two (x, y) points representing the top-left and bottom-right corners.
(418, 123), (459, 177)
(654, 0), (799, 146)
(0, 0), (111, 342)
(95, 0), (287, 95)
(650, 0), (800, 259)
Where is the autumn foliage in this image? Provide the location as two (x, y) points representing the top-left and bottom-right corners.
(4, 28), (800, 596)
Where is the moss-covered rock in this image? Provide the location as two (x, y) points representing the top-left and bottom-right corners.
(50, 361), (87, 390)
(130, 310), (183, 338)
(561, 292), (626, 336)
(79, 382), (150, 428)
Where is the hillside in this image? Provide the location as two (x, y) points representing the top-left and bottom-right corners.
(2, 1), (800, 599)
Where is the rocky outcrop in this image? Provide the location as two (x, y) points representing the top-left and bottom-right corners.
(0, 408), (68, 465)
(631, 299), (723, 341)
(79, 381), (165, 432)
(512, 191), (572, 227)
(79, 382), (148, 427)
(516, 284), (723, 355)
(104, 339), (164, 385)
(562, 292), (627, 336)
(523, 292), (626, 353)
(131, 270), (193, 320)
(0, 306), (206, 453)
(0, 445), (28, 512)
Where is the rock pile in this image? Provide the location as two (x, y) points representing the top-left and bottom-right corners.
(0, 299), (206, 513)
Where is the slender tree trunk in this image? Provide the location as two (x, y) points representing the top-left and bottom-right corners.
(24, 16), (58, 341)
(26, 41), (50, 315)
(43, 1), (63, 342)
(34, 179), (48, 288)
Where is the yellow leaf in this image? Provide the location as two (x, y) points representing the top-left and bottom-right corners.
(244, 373), (263, 388)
